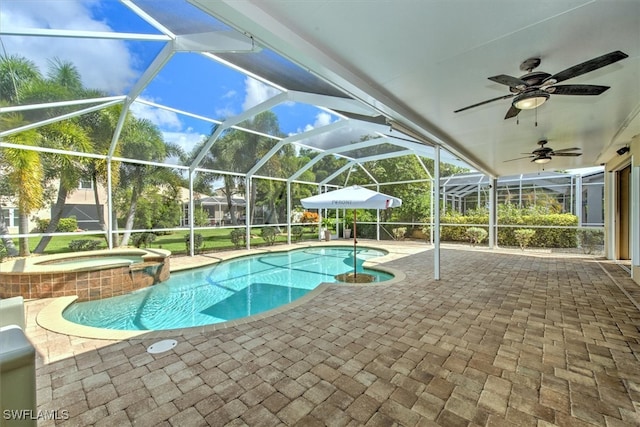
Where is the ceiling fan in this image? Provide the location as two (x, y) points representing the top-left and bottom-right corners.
(505, 140), (582, 164)
(454, 50), (628, 119)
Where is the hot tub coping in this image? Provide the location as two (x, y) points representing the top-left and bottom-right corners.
(1, 248), (171, 274)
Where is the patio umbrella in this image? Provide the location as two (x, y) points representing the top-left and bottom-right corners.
(301, 185), (402, 279)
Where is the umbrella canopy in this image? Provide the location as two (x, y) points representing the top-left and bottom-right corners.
(301, 185), (402, 280)
(300, 185), (402, 209)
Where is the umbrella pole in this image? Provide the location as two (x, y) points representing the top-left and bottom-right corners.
(353, 210), (357, 278)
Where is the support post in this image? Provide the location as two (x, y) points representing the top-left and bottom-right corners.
(286, 181), (292, 245)
(245, 178), (251, 250)
(106, 159), (114, 249)
(188, 171), (195, 256)
(434, 146), (440, 280)
(632, 165), (639, 279)
(489, 177), (498, 248)
(575, 174), (583, 227)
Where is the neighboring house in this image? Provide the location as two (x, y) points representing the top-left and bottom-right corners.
(60, 178), (109, 231)
(2, 178), (109, 234)
(182, 187), (248, 226)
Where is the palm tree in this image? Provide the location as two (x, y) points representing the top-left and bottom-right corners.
(191, 128), (245, 225)
(0, 115), (44, 256)
(0, 54), (41, 105)
(28, 59), (93, 253)
(0, 55), (45, 256)
(79, 104), (122, 243)
(33, 121), (91, 253)
(116, 116), (183, 247)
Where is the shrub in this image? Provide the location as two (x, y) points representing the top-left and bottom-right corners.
(301, 211), (319, 224)
(58, 217), (79, 232)
(291, 226), (304, 242)
(578, 229), (604, 254)
(33, 218), (49, 233)
(433, 210), (578, 248)
(0, 242), (7, 262)
(440, 212), (487, 242)
(185, 233), (204, 253)
(33, 216), (78, 232)
(261, 227), (277, 246)
(500, 213), (577, 248)
(68, 239), (101, 251)
(466, 227), (488, 246)
(194, 207), (210, 227)
(230, 229), (246, 249)
(514, 229), (536, 251)
(131, 232), (156, 248)
(392, 227), (407, 240)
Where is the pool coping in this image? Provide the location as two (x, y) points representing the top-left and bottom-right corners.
(36, 241), (420, 340)
(2, 248), (171, 273)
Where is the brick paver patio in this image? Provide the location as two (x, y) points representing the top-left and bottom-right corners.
(22, 243), (640, 426)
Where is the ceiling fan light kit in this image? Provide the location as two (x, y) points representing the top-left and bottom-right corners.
(513, 91), (550, 110)
(533, 155), (552, 164)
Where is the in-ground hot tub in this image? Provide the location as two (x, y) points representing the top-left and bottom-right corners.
(0, 249), (170, 301)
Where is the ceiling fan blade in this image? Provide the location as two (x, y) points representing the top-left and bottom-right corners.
(551, 147), (581, 153)
(488, 74), (529, 88)
(552, 152), (582, 157)
(504, 104), (521, 119)
(454, 93), (515, 113)
(547, 50), (628, 84)
(504, 155), (534, 162)
(550, 84), (610, 95)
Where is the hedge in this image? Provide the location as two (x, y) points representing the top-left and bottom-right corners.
(437, 212), (578, 248)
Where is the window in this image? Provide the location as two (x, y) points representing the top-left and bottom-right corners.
(1, 208), (19, 227)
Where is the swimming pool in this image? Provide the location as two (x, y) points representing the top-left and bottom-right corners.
(62, 246), (392, 331)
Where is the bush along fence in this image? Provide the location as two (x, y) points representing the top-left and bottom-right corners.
(422, 210), (580, 248)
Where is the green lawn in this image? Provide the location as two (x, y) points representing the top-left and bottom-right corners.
(15, 226), (320, 256)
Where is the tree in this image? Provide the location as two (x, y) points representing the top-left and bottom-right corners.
(192, 111), (285, 226)
(0, 55), (46, 256)
(24, 59), (94, 254)
(79, 104), (122, 241)
(0, 54), (41, 105)
(0, 115), (44, 256)
(33, 121), (91, 253)
(115, 116), (183, 247)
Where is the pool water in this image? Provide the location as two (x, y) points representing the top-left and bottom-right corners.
(62, 246), (392, 331)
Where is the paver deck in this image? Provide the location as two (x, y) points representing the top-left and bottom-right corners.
(19, 242), (640, 426)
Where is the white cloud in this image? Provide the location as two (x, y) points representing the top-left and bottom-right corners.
(291, 112), (343, 151)
(214, 106), (237, 120)
(221, 89), (237, 99)
(129, 100), (210, 155)
(1, 0), (139, 94)
(129, 101), (182, 130)
(242, 77), (281, 111)
(162, 130), (207, 154)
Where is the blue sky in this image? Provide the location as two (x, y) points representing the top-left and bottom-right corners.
(1, 0), (334, 155)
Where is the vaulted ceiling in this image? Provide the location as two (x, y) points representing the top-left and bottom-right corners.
(194, 0), (640, 177)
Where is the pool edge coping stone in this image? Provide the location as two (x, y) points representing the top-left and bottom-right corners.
(34, 241), (424, 341)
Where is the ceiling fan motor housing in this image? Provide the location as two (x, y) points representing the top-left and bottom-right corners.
(509, 71), (552, 93)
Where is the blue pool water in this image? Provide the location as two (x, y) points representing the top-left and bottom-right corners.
(63, 246), (392, 331)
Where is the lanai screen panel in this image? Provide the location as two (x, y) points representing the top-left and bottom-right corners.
(339, 142), (408, 161)
(134, 0), (351, 98)
(217, 48), (351, 99)
(133, 0), (231, 35)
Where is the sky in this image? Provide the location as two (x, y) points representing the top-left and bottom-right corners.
(0, 0), (337, 157)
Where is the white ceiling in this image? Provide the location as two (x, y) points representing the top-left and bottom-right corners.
(192, 0), (640, 177)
